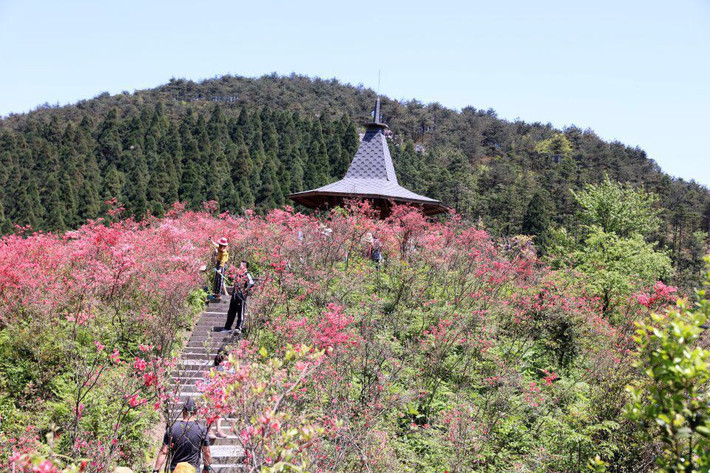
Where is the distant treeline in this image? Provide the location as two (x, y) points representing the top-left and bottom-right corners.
(0, 73), (708, 284)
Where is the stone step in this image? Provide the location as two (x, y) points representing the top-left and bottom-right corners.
(211, 463), (244, 472)
(172, 363), (212, 372)
(170, 375), (208, 385)
(188, 332), (236, 341)
(196, 314), (230, 320)
(191, 330), (229, 337)
(186, 339), (234, 348)
(178, 359), (215, 367)
(186, 335), (235, 343)
(178, 358), (220, 367)
(159, 415), (242, 431)
(195, 314), (230, 321)
(185, 342), (233, 351)
(192, 322), (231, 330)
(170, 377), (209, 386)
(191, 325), (232, 333)
(191, 321), (231, 329)
(216, 418), (241, 429)
(209, 434), (240, 446)
(182, 346), (223, 353)
(182, 351), (222, 360)
(210, 444), (244, 464)
(205, 303), (230, 311)
(176, 392), (200, 401)
(174, 368), (215, 375)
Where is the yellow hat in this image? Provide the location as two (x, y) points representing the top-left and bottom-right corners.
(173, 462), (197, 473)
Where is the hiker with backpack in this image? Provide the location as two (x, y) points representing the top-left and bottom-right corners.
(152, 399), (212, 473)
(364, 232), (383, 267)
(220, 260), (254, 334)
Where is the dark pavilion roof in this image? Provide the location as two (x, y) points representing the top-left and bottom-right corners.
(288, 98), (449, 217)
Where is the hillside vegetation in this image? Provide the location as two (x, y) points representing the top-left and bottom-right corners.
(0, 74), (708, 287)
(2, 203), (709, 472)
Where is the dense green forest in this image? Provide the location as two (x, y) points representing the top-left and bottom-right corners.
(0, 73), (708, 285)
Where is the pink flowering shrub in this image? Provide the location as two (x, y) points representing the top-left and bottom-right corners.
(199, 343), (327, 471)
(633, 280), (677, 308)
(1, 202), (678, 471)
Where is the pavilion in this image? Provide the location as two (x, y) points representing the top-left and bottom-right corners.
(287, 98), (449, 217)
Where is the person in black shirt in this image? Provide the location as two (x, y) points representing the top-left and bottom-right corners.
(153, 399), (211, 473)
(220, 260), (254, 334)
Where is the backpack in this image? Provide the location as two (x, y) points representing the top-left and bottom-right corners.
(371, 247), (382, 262)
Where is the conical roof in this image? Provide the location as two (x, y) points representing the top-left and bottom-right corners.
(288, 98), (449, 216)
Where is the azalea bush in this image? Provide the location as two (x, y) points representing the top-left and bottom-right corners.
(626, 259), (710, 472)
(1, 201), (682, 471)
(199, 343), (327, 472)
(0, 204), (209, 471)
(188, 202), (676, 471)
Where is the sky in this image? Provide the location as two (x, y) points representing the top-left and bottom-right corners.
(1, 0), (708, 186)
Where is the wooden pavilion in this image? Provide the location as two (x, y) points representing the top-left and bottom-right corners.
(287, 98), (449, 217)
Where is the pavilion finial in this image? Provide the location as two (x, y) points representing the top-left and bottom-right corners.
(374, 96), (381, 124)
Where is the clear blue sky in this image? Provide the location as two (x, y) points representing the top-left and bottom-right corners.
(1, 0), (708, 186)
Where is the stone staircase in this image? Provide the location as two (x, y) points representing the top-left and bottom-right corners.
(167, 298), (244, 472)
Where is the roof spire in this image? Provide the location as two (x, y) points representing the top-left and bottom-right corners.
(371, 70), (383, 125)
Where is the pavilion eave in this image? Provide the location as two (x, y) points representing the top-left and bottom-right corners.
(288, 190), (450, 216)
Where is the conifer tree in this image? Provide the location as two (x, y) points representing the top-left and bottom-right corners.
(394, 140), (423, 192)
(102, 164), (125, 202)
(124, 151), (149, 217)
(257, 154), (285, 208)
(208, 104), (229, 142)
(59, 172), (78, 227)
(0, 199), (9, 234)
(77, 180), (101, 221)
(96, 109), (122, 169)
(446, 149), (476, 214)
(336, 116), (358, 176)
(304, 120), (329, 188)
(179, 160), (206, 207)
(194, 114), (211, 154)
(522, 190), (553, 252)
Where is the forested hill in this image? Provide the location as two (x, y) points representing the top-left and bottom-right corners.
(1, 73), (708, 280)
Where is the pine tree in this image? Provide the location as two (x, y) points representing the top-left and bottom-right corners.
(257, 153), (285, 208)
(11, 171), (44, 228)
(446, 149), (476, 214)
(304, 120), (329, 188)
(96, 109), (122, 169)
(102, 164), (125, 202)
(336, 116), (358, 176)
(208, 104), (229, 142)
(394, 140), (423, 192)
(123, 151), (149, 218)
(59, 172), (78, 227)
(522, 190), (553, 252)
(194, 113), (211, 154)
(179, 160), (206, 207)
(77, 181), (101, 221)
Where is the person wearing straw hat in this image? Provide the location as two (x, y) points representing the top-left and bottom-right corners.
(211, 237), (229, 302)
